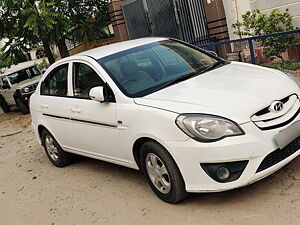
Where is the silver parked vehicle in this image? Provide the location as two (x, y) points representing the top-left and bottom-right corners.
(0, 61), (42, 114)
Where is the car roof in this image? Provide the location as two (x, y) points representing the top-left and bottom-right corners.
(77, 37), (168, 60)
(0, 60), (37, 77)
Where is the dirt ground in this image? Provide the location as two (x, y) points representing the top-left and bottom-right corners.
(0, 109), (299, 225)
(1, 75), (300, 225)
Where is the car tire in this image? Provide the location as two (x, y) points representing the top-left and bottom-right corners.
(140, 141), (188, 203)
(41, 129), (73, 167)
(16, 98), (29, 114)
(0, 95), (10, 113)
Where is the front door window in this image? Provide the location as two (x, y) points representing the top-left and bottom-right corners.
(73, 63), (104, 99)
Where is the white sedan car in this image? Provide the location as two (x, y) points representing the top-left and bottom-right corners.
(30, 38), (300, 203)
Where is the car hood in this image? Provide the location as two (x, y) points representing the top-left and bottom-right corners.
(12, 75), (42, 89)
(134, 62), (300, 124)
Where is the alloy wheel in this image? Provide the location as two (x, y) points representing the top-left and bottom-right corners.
(45, 135), (59, 161)
(145, 153), (171, 194)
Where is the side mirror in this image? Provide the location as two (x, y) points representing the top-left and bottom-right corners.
(89, 86), (105, 102)
(207, 51), (218, 57)
(2, 84), (10, 89)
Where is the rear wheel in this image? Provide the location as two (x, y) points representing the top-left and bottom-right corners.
(140, 141), (188, 203)
(41, 129), (73, 167)
(0, 95), (10, 113)
(16, 98), (29, 114)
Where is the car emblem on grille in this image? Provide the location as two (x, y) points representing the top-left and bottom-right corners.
(270, 101), (284, 112)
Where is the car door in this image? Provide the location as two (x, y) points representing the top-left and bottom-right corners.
(39, 63), (78, 150)
(67, 60), (126, 162)
(0, 77), (15, 105)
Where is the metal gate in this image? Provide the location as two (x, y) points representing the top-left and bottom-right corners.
(123, 0), (210, 45)
(122, 0), (151, 39)
(175, 0), (210, 46)
(145, 0), (179, 38)
(123, 0), (179, 39)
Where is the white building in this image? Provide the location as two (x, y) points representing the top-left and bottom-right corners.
(223, 0), (300, 40)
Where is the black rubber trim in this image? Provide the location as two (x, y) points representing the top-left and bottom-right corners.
(42, 113), (117, 128)
(201, 160), (248, 183)
(71, 118), (117, 128)
(254, 94), (296, 117)
(258, 107), (300, 131)
(256, 136), (300, 173)
(43, 113), (70, 121)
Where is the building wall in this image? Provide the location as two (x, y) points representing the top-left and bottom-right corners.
(222, 0), (251, 40)
(204, 0), (229, 42)
(250, 0), (300, 27)
(108, 0), (129, 42)
(223, 0), (300, 40)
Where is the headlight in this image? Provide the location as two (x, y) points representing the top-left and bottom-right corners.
(284, 72), (300, 87)
(176, 114), (245, 142)
(21, 87), (30, 93)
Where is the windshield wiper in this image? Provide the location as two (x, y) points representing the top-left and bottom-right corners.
(159, 70), (201, 90)
(155, 61), (226, 91)
(201, 60), (225, 73)
(150, 60), (227, 94)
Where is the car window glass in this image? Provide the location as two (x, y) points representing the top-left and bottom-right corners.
(42, 64), (68, 96)
(31, 66), (41, 76)
(7, 66), (41, 85)
(73, 63), (104, 99)
(99, 40), (218, 97)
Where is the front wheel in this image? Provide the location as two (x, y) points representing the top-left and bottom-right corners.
(140, 141), (188, 203)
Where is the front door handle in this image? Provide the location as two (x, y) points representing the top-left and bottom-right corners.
(41, 104), (48, 109)
(71, 108), (81, 113)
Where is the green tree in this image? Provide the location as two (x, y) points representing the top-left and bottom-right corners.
(21, 0), (65, 63)
(232, 9), (297, 62)
(0, 1), (39, 64)
(0, 47), (11, 71)
(0, 0), (111, 67)
(56, 0), (111, 47)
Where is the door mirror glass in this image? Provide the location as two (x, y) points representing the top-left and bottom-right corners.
(89, 86), (105, 102)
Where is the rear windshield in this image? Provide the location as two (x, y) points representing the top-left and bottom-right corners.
(7, 66), (41, 85)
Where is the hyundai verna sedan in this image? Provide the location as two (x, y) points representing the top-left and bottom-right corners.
(30, 38), (300, 203)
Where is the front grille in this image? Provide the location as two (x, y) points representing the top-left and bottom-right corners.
(256, 136), (300, 173)
(251, 94), (300, 130)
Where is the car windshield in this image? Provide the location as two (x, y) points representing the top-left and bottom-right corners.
(7, 66), (41, 85)
(98, 40), (221, 97)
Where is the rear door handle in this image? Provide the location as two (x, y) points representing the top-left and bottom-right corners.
(41, 104), (48, 109)
(71, 108), (81, 113)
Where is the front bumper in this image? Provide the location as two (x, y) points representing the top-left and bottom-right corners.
(164, 114), (300, 192)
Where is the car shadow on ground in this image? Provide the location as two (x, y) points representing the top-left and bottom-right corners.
(70, 153), (300, 205)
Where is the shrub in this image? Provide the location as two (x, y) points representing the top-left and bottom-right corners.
(232, 9), (297, 62)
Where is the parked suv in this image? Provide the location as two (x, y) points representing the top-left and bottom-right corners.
(0, 61), (42, 114)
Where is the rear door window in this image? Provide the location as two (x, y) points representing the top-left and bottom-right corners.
(41, 64), (68, 97)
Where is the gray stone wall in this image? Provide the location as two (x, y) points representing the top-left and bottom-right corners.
(250, 0), (300, 27)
